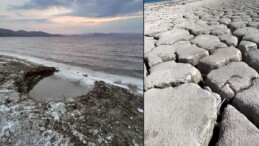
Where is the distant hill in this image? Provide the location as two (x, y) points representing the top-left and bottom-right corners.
(0, 28), (63, 37)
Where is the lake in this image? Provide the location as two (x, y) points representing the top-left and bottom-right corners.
(0, 34), (143, 89)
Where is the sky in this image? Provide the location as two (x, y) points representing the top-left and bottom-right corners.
(0, 0), (143, 34)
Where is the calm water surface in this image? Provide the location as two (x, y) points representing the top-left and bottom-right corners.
(29, 73), (94, 102)
(0, 35), (143, 79)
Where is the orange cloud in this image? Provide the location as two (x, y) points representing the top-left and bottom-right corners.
(49, 15), (142, 25)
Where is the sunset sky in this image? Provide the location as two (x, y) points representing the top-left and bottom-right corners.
(0, 0), (143, 34)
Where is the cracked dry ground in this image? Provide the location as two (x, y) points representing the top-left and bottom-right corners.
(145, 0), (259, 145)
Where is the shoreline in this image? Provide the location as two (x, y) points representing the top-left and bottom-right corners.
(0, 54), (143, 145)
(0, 52), (143, 94)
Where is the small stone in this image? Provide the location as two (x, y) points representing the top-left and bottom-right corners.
(145, 45), (176, 67)
(247, 21), (259, 28)
(210, 28), (231, 36)
(155, 29), (193, 46)
(233, 78), (259, 128)
(238, 40), (257, 59)
(145, 61), (202, 90)
(191, 35), (227, 53)
(245, 50), (259, 73)
(233, 27), (259, 40)
(205, 62), (259, 101)
(229, 21), (246, 31)
(189, 25), (211, 35)
(219, 18), (231, 25)
(198, 47), (241, 74)
(175, 44), (209, 65)
(243, 32), (259, 46)
(218, 34), (238, 47)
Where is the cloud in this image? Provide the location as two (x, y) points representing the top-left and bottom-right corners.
(12, 18), (49, 23)
(2, 0), (143, 34)
(49, 15), (142, 25)
(9, 0), (143, 18)
(67, 0), (143, 18)
(56, 16), (143, 33)
(0, 15), (7, 19)
(9, 0), (71, 10)
(0, 16), (49, 23)
(98, 16), (143, 33)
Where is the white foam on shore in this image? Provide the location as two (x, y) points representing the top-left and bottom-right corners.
(0, 52), (143, 93)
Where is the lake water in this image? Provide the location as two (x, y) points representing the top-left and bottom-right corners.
(29, 73), (94, 102)
(0, 35), (143, 90)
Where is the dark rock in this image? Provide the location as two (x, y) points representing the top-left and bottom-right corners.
(245, 50), (259, 73)
(16, 66), (56, 93)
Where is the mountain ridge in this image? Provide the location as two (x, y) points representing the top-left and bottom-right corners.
(0, 28), (63, 37)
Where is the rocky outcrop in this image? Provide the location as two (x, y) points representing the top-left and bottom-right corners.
(15, 66), (57, 93)
(233, 78), (259, 128)
(217, 105), (259, 146)
(145, 61), (202, 90)
(245, 50), (259, 73)
(191, 35), (227, 53)
(155, 29), (194, 46)
(205, 62), (258, 101)
(145, 83), (220, 146)
(218, 34), (238, 47)
(198, 47), (241, 74)
(145, 0), (259, 144)
(238, 41), (257, 59)
(145, 45), (176, 67)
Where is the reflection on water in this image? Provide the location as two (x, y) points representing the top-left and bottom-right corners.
(29, 74), (94, 102)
